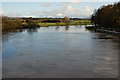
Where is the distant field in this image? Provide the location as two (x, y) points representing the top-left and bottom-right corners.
(37, 20), (93, 27)
(21, 20), (93, 27)
(3, 19), (93, 32)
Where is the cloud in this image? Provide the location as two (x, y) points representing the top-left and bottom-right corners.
(70, 0), (80, 4)
(35, 5), (93, 18)
(59, 5), (93, 18)
(0, 11), (5, 16)
(41, 3), (52, 7)
(23, 15), (37, 18)
(85, 6), (92, 12)
(66, 6), (74, 11)
(77, 6), (93, 17)
(3, 2), (93, 18)
(56, 13), (62, 17)
(60, 2), (68, 6)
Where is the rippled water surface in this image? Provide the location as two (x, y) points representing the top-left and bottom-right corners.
(2, 26), (118, 78)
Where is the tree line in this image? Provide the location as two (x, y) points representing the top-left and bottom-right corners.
(1, 16), (71, 32)
(91, 2), (120, 31)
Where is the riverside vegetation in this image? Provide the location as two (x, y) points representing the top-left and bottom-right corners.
(2, 16), (92, 32)
(89, 2), (120, 32)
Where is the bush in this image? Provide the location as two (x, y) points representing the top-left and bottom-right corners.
(2, 17), (22, 32)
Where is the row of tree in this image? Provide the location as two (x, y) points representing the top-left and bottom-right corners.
(2, 16), (70, 32)
(91, 2), (120, 30)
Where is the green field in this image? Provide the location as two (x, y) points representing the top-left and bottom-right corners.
(37, 20), (93, 27)
(3, 19), (93, 32)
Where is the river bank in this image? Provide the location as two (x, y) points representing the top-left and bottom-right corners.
(85, 26), (120, 35)
(2, 19), (93, 32)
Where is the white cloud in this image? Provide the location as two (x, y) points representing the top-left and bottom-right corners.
(38, 5), (93, 18)
(70, 0), (80, 4)
(60, 2), (68, 6)
(3, 2), (93, 18)
(0, 11), (5, 16)
(62, 5), (93, 18)
(41, 3), (52, 7)
(85, 6), (91, 12)
(56, 13), (62, 17)
(66, 6), (74, 11)
(23, 15), (37, 18)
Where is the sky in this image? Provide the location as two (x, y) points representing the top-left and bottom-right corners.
(0, 1), (117, 18)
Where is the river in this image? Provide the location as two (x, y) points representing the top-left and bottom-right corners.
(2, 25), (119, 78)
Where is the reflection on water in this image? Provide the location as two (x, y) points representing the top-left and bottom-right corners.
(65, 25), (69, 31)
(56, 25), (70, 31)
(26, 28), (38, 33)
(2, 25), (118, 78)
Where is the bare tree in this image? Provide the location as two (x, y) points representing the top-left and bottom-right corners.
(63, 16), (70, 25)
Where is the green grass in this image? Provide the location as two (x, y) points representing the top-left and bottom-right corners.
(38, 22), (66, 27)
(37, 20), (93, 27)
(18, 20), (93, 27)
(2, 19), (93, 32)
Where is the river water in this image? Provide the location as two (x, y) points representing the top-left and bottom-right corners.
(2, 25), (119, 78)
